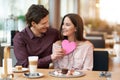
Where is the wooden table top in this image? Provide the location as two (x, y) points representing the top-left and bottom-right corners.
(11, 69), (119, 80)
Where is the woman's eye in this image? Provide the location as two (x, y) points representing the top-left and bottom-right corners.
(65, 23), (70, 26)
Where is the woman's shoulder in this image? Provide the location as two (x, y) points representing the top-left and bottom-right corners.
(85, 40), (93, 45)
(77, 40), (93, 47)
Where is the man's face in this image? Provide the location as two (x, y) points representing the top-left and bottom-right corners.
(32, 15), (49, 34)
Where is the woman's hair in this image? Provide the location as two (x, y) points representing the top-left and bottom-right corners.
(25, 4), (49, 27)
(59, 13), (86, 41)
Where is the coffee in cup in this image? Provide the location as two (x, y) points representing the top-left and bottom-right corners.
(28, 56), (38, 73)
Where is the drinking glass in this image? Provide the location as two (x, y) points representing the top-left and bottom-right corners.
(28, 56), (38, 73)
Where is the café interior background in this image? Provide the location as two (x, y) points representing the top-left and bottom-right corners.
(0, 0), (120, 44)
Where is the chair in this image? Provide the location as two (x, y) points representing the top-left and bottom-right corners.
(86, 33), (104, 40)
(0, 46), (4, 66)
(11, 30), (19, 46)
(89, 39), (105, 48)
(92, 50), (109, 71)
(86, 33), (105, 48)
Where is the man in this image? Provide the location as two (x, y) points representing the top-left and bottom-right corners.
(13, 4), (64, 68)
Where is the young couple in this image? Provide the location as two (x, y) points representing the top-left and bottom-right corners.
(13, 4), (93, 70)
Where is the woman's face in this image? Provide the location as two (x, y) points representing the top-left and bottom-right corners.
(62, 17), (76, 37)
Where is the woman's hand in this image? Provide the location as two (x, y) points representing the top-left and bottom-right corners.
(51, 47), (65, 61)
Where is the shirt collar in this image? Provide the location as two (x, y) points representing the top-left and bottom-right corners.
(26, 27), (47, 39)
(26, 27), (34, 39)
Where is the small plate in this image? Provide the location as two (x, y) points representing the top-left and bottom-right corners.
(23, 72), (44, 79)
(49, 70), (85, 78)
(13, 68), (29, 73)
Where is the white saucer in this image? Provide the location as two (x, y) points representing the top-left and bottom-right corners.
(13, 68), (29, 73)
(23, 72), (44, 78)
(49, 70), (85, 78)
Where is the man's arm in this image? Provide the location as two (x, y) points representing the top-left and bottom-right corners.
(13, 33), (29, 67)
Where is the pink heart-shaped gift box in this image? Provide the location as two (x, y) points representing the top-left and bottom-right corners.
(62, 40), (76, 55)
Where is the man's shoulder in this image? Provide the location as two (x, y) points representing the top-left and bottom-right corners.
(14, 28), (28, 38)
(48, 28), (59, 33)
(18, 29), (27, 36)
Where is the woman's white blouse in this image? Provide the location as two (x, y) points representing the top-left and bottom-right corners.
(52, 41), (94, 70)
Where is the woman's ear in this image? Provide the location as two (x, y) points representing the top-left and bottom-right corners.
(75, 28), (77, 32)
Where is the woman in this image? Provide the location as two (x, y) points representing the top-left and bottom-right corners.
(52, 13), (94, 70)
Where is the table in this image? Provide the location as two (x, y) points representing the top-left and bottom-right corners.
(0, 68), (120, 80)
(11, 69), (120, 80)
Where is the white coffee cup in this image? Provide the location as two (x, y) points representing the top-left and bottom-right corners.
(28, 56), (38, 73)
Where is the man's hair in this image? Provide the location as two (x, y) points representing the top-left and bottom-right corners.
(25, 4), (49, 27)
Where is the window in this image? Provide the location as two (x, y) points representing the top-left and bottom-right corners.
(100, 0), (120, 24)
(0, 0), (37, 43)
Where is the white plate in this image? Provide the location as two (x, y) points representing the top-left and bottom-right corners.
(13, 68), (29, 73)
(49, 70), (85, 78)
(23, 72), (44, 79)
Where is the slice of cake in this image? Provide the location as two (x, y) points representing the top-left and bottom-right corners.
(15, 65), (22, 71)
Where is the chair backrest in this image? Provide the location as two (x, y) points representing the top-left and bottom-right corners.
(0, 46), (4, 66)
(92, 50), (109, 71)
(89, 39), (105, 48)
(86, 33), (104, 40)
(11, 30), (19, 46)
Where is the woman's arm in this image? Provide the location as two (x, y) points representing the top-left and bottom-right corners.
(83, 43), (94, 70)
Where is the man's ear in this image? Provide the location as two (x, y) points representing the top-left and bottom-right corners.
(31, 21), (36, 27)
